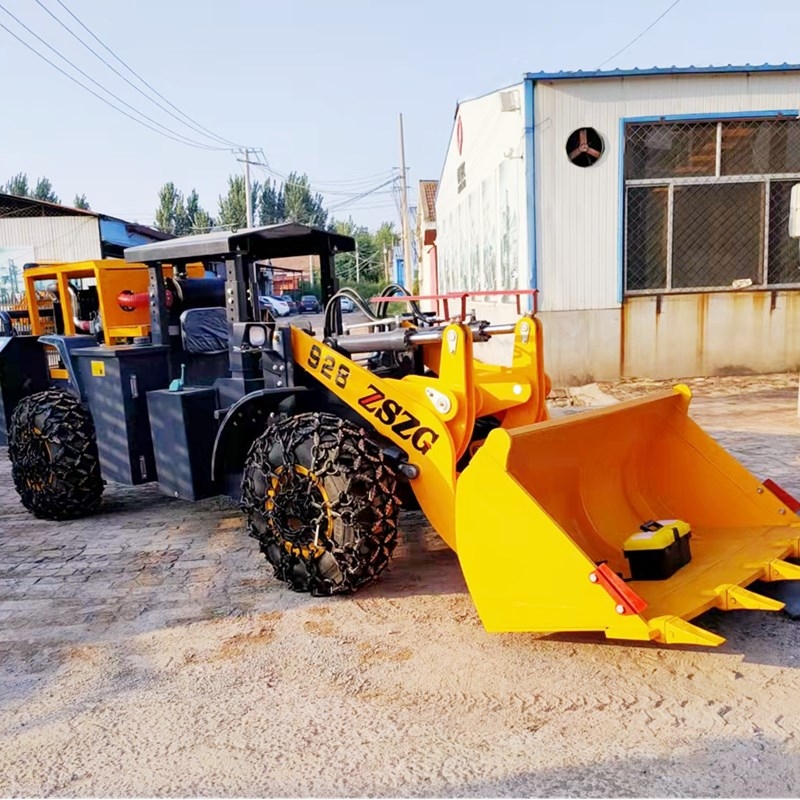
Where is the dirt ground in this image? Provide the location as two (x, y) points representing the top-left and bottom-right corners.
(2, 375), (800, 797)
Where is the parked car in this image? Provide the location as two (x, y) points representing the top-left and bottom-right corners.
(339, 296), (355, 313)
(279, 294), (298, 314)
(299, 294), (321, 313)
(259, 295), (290, 316)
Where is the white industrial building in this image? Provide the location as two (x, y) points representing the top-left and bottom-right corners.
(432, 64), (800, 383)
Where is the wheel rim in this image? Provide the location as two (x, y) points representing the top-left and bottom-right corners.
(20, 427), (55, 491)
(266, 465), (333, 558)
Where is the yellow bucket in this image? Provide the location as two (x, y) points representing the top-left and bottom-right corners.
(455, 387), (800, 646)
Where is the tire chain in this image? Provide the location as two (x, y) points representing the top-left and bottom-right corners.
(8, 390), (104, 520)
(241, 412), (402, 596)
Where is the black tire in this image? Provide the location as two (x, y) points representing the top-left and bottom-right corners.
(8, 390), (104, 520)
(241, 412), (400, 596)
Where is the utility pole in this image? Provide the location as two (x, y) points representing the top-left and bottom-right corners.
(243, 148), (253, 228)
(355, 241), (360, 283)
(398, 113), (413, 290)
(236, 148), (258, 228)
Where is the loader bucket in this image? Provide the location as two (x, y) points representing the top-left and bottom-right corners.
(455, 387), (800, 646)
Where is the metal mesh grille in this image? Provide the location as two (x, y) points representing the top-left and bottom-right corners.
(624, 117), (800, 293)
(625, 122), (717, 180)
(626, 186), (668, 291)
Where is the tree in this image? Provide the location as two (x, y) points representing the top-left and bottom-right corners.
(373, 221), (397, 281)
(257, 178), (285, 225)
(218, 174), (247, 229)
(154, 182), (188, 235)
(32, 177), (59, 204)
(330, 217), (383, 284)
(73, 193), (90, 210)
(185, 189), (213, 232)
(4, 173), (30, 197)
(283, 172), (327, 228)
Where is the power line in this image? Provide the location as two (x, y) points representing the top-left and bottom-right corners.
(252, 160), (396, 200)
(326, 177), (398, 212)
(0, 4), (228, 150)
(255, 159), (396, 192)
(32, 0), (247, 150)
(46, 0), (247, 150)
(596, 0), (682, 69)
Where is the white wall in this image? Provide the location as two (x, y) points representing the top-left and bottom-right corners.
(0, 216), (101, 262)
(534, 71), (800, 312)
(436, 85), (528, 304)
(435, 71), (800, 383)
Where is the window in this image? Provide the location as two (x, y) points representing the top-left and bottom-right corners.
(671, 183), (763, 288)
(626, 187), (668, 291)
(624, 116), (800, 293)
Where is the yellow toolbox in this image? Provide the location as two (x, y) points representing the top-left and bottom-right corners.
(623, 520), (692, 580)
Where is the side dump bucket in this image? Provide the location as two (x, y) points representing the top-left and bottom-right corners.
(455, 388), (800, 646)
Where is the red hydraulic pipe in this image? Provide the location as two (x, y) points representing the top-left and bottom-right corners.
(117, 289), (174, 311)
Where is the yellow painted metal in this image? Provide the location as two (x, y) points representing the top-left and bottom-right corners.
(291, 324), (461, 549)
(759, 559), (800, 581)
(647, 616), (725, 647)
(710, 584), (784, 612)
(454, 387), (800, 645)
(19, 259), (205, 345)
(49, 368), (69, 380)
(290, 318), (551, 552)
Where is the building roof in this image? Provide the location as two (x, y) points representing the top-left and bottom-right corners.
(419, 180), (438, 223)
(0, 192), (171, 241)
(525, 63), (800, 82)
(124, 222), (356, 264)
(0, 192), (96, 218)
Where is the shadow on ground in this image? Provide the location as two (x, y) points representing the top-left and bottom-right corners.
(435, 735), (798, 798)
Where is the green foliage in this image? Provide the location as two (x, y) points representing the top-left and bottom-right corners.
(283, 172), (327, 227)
(257, 178), (285, 225)
(329, 217), (396, 285)
(32, 177), (59, 204)
(155, 182), (189, 235)
(3, 172), (93, 209)
(4, 173), (30, 197)
(218, 174), (247, 229)
(186, 189), (213, 232)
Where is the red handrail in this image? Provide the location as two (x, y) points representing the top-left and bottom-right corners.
(369, 289), (538, 318)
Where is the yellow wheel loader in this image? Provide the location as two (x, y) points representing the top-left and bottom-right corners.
(2, 224), (799, 647)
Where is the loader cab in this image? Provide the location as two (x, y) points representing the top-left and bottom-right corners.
(124, 223), (354, 402)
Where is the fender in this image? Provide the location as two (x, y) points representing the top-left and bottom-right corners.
(211, 387), (307, 493)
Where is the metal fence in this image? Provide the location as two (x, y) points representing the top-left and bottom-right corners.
(624, 116), (800, 293)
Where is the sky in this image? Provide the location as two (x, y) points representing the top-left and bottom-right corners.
(1, 0), (799, 232)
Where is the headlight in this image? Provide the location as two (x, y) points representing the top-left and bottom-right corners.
(248, 325), (267, 347)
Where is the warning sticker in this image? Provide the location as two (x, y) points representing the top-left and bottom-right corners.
(91, 361), (105, 377)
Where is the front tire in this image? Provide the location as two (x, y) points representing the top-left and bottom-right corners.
(241, 412), (400, 595)
(8, 390), (104, 520)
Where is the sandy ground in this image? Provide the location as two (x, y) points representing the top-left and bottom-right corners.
(2, 376), (800, 797)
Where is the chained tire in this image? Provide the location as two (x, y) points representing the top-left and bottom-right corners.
(8, 390), (104, 520)
(241, 412), (400, 596)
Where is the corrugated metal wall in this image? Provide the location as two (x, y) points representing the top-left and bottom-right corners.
(534, 72), (800, 312)
(435, 84), (527, 300)
(0, 216), (101, 262)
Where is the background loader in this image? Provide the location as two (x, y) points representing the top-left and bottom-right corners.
(1, 222), (800, 648)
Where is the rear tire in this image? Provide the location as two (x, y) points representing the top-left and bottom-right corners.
(8, 390), (103, 520)
(241, 412), (400, 595)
